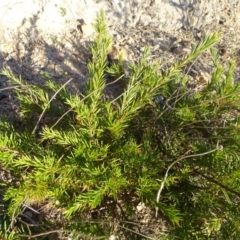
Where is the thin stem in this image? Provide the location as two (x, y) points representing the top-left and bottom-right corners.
(119, 225), (155, 240)
(18, 229), (108, 239)
(50, 74), (125, 129)
(32, 78), (73, 135)
(156, 147), (219, 216)
(194, 169), (240, 198)
(0, 86), (20, 91)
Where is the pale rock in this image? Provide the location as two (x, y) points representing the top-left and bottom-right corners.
(109, 235), (117, 240)
(136, 202), (145, 212)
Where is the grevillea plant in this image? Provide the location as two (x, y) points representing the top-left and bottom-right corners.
(0, 11), (240, 240)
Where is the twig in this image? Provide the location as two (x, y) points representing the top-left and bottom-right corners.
(31, 78), (73, 135)
(156, 146), (219, 217)
(18, 229), (107, 239)
(0, 146), (19, 155)
(22, 203), (40, 214)
(51, 74), (124, 129)
(118, 225), (155, 240)
(194, 169), (240, 198)
(50, 107), (74, 129)
(17, 213), (38, 227)
(106, 74), (125, 86)
(0, 86), (20, 91)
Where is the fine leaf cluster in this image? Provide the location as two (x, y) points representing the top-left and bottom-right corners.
(0, 11), (240, 240)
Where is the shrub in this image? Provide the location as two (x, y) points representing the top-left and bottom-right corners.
(0, 11), (240, 239)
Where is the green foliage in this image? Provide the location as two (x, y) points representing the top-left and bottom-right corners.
(0, 11), (240, 239)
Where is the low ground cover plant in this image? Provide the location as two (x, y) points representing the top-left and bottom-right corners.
(0, 11), (240, 239)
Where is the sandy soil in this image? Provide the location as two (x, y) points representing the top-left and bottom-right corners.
(0, 0), (240, 121)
